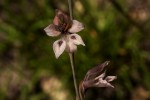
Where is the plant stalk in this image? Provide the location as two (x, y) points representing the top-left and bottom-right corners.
(69, 53), (80, 100)
(68, 0), (81, 99)
(68, 0), (73, 20)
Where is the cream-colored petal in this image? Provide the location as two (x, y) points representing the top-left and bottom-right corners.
(95, 71), (106, 80)
(66, 41), (77, 53)
(53, 39), (66, 58)
(44, 24), (61, 37)
(69, 34), (85, 46)
(105, 76), (117, 82)
(68, 20), (84, 33)
(95, 79), (114, 88)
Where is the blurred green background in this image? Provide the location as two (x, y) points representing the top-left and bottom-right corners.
(0, 0), (150, 100)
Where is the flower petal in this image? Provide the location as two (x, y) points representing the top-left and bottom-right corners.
(95, 79), (114, 88)
(53, 9), (70, 26)
(68, 20), (84, 33)
(95, 71), (106, 80)
(53, 9), (62, 26)
(53, 39), (66, 58)
(84, 61), (110, 81)
(105, 76), (117, 82)
(44, 24), (61, 37)
(66, 41), (77, 53)
(69, 34), (85, 46)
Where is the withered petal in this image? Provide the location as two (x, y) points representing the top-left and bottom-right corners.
(84, 61), (110, 81)
(105, 76), (117, 82)
(53, 9), (64, 26)
(96, 80), (114, 88)
(53, 9), (71, 26)
(95, 71), (106, 80)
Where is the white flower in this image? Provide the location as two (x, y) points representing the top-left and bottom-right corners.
(44, 9), (85, 58)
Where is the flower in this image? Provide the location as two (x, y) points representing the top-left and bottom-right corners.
(44, 9), (85, 58)
(79, 61), (117, 99)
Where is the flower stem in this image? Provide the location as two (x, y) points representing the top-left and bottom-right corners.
(68, 0), (81, 99)
(69, 53), (80, 100)
(68, 0), (73, 20)
(79, 82), (84, 100)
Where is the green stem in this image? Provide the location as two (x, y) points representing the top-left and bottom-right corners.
(68, 0), (73, 20)
(79, 82), (84, 100)
(68, 0), (81, 99)
(69, 53), (80, 100)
